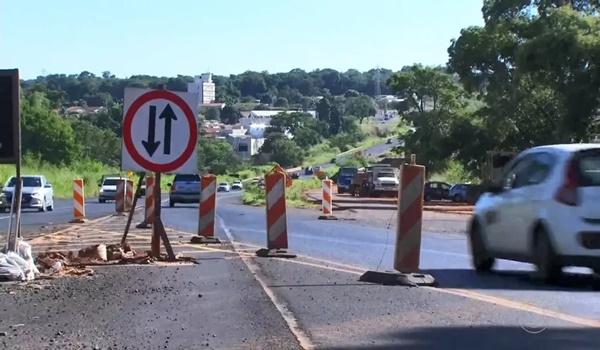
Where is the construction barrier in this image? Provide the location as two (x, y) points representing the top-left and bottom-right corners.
(190, 175), (220, 244)
(255, 170), (296, 258)
(136, 176), (155, 229)
(318, 179), (337, 220)
(115, 179), (125, 214)
(69, 179), (85, 223)
(359, 156), (435, 286)
(125, 179), (134, 212)
(394, 163), (426, 273)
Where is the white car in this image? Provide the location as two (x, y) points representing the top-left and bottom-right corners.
(1, 175), (55, 212)
(217, 182), (230, 192)
(469, 144), (600, 283)
(231, 180), (243, 190)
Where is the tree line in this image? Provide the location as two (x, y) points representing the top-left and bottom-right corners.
(390, 0), (600, 179)
(22, 68), (395, 110)
(17, 75), (384, 172)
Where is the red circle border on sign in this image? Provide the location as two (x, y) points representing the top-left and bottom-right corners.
(123, 90), (198, 173)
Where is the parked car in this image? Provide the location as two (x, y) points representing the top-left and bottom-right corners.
(449, 183), (471, 203)
(290, 172), (300, 179)
(1, 175), (54, 212)
(218, 182), (231, 192)
(98, 176), (124, 203)
(304, 167), (314, 175)
(167, 174), (201, 207)
(423, 181), (451, 201)
(231, 180), (243, 190)
(469, 143), (600, 283)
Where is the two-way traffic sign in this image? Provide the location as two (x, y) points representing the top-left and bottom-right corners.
(122, 88), (199, 173)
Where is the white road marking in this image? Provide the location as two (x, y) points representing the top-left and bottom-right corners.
(218, 215), (315, 350)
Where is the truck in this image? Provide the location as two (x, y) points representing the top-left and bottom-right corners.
(336, 166), (358, 194)
(349, 164), (400, 197)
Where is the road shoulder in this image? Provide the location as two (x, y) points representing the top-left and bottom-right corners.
(0, 244), (303, 350)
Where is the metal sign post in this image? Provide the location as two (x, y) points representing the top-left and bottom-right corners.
(0, 69), (21, 252)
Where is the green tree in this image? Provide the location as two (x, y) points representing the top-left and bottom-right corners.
(205, 107), (220, 121)
(345, 95), (376, 123)
(220, 105), (242, 125)
(197, 138), (241, 174)
(21, 92), (81, 165)
(259, 133), (304, 167)
(274, 97), (289, 108)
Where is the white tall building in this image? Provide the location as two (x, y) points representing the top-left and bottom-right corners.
(187, 73), (216, 104)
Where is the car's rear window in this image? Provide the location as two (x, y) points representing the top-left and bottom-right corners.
(340, 167), (358, 176)
(577, 150), (600, 186)
(378, 172), (396, 178)
(102, 179), (119, 186)
(219, 183), (228, 186)
(173, 174), (200, 182)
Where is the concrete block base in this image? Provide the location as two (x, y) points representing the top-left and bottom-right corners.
(190, 236), (222, 244)
(359, 270), (436, 287)
(255, 248), (297, 259)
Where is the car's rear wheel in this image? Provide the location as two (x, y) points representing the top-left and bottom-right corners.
(452, 194), (463, 202)
(47, 197), (54, 211)
(532, 227), (563, 284)
(469, 222), (495, 273)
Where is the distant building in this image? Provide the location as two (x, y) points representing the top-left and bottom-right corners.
(239, 110), (316, 128)
(187, 73), (216, 104)
(199, 102), (225, 114)
(226, 134), (265, 159)
(63, 106), (104, 116)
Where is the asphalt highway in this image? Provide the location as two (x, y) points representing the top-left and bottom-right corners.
(161, 193), (600, 332)
(2, 190), (600, 348)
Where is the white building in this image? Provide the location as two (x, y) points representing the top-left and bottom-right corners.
(187, 73), (216, 104)
(239, 110), (317, 128)
(226, 134), (265, 159)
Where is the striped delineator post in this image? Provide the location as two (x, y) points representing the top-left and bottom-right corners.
(318, 179), (338, 220)
(136, 176), (155, 229)
(115, 179), (126, 215)
(359, 154), (436, 286)
(190, 175), (221, 244)
(255, 171), (296, 258)
(394, 162), (425, 273)
(69, 179), (86, 223)
(124, 179), (134, 212)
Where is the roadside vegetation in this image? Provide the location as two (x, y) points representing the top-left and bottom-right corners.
(390, 2), (600, 182)
(241, 167), (339, 208)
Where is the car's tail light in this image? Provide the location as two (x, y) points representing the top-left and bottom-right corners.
(554, 157), (579, 206)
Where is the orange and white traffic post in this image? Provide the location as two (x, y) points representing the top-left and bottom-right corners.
(190, 174), (221, 244)
(124, 179), (134, 212)
(136, 176), (155, 229)
(115, 179), (126, 215)
(255, 170), (296, 258)
(318, 178), (338, 220)
(69, 179), (86, 223)
(359, 154), (435, 286)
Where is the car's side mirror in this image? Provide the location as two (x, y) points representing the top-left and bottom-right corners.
(45, 184), (52, 188)
(166, 183), (172, 187)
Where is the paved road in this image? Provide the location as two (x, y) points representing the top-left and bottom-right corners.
(0, 191), (243, 237)
(299, 139), (401, 179)
(161, 193), (600, 330)
(2, 191), (600, 348)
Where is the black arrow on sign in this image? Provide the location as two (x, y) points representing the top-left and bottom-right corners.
(141, 105), (161, 156)
(158, 103), (177, 155)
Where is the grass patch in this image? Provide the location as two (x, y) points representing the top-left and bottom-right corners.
(241, 167), (338, 208)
